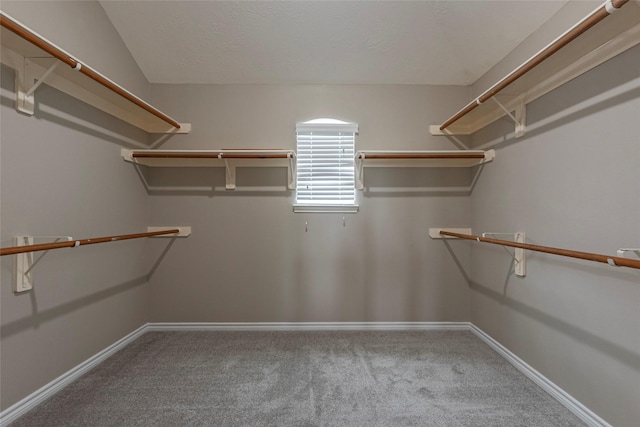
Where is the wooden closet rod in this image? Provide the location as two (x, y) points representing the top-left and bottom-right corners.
(357, 153), (485, 160)
(439, 230), (640, 270)
(0, 229), (180, 256)
(440, 0), (629, 131)
(222, 154), (291, 159)
(132, 152), (291, 159)
(0, 13), (181, 130)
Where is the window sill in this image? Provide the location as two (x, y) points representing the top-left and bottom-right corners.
(293, 205), (359, 214)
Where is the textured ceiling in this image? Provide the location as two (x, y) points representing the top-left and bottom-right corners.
(100, 1), (568, 85)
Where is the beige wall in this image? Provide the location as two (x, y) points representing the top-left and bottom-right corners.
(146, 84), (474, 323)
(0, 1), (154, 410)
(469, 41), (640, 427)
(467, 2), (640, 425)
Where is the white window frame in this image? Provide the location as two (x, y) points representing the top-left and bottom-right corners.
(293, 118), (359, 213)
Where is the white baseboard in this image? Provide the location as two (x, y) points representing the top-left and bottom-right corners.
(147, 321), (471, 331)
(469, 324), (610, 427)
(0, 324), (147, 427)
(1, 321), (609, 427)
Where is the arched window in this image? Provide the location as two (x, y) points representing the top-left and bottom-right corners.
(294, 118), (358, 213)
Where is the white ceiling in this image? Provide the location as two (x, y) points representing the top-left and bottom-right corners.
(99, 0), (569, 86)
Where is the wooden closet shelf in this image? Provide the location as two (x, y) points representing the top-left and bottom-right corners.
(0, 11), (190, 135)
(355, 150), (495, 189)
(356, 150), (494, 166)
(131, 151), (294, 160)
(431, 0), (640, 137)
(123, 149), (295, 165)
(122, 149), (297, 190)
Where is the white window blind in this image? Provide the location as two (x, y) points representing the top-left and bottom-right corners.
(295, 119), (358, 210)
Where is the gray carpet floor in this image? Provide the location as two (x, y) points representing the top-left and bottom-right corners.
(11, 330), (585, 426)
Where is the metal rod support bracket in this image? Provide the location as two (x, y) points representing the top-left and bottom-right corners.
(224, 159), (236, 190)
(287, 155), (296, 189)
(25, 60), (59, 96)
(15, 56), (36, 114)
(13, 235), (72, 293)
(491, 97), (527, 138)
(14, 236), (34, 293)
(356, 153), (365, 190)
(617, 248), (640, 258)
(482, 232), (527, 277)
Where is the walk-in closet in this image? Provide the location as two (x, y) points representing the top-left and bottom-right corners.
(1, 1), (639, 425)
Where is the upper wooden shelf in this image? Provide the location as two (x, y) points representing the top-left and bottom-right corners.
(121, 149), (296, 190)
(122, 149), (295, 166)
(356, 150), (494, 165)
(355, 149), (495, 189)
(430, 0), (640, 137)
(0, 11), (190, 135)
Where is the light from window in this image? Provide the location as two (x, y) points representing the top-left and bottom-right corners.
(295, 119), (358, 212)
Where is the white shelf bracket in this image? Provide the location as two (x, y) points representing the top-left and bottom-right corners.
(25, 60), (59, 97)
(147, 227), (191, 237)
(491, 97), (526, 138)
(223, 158), (236, 190)
(121, 148), (134, 163)
(617, 248), (640, 258)
(482, 232), (527, 277)
(13, 235), (73, 293)
(287, 154), (296, 190)
(8, 53), (60, 115)
(14, 236), (34, 293)
(355, 155), (365, 190)
(446, 133), (470, 150)
(14, 55), (37, 114)
(427, 126), (471, 148)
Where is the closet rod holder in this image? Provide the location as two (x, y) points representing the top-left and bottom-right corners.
(0, 12), (181, 130)
(438, 230), (640, 270)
